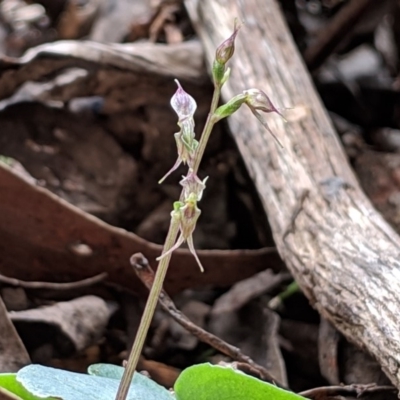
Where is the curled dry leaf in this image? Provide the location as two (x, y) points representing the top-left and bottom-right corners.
(9, 295), (117, 354)
(0, 164), (283, 297)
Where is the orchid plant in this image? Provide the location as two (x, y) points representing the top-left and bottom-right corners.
(115, 22), (284, 400)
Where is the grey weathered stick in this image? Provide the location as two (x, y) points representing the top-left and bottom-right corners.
(185, 0), (400, 389)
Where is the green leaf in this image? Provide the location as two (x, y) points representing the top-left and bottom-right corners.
(0, 386), (25, 400)
(174, 363), (307, 400)
(88, 363), (125, 380)
(88, 364), (175, 399)
(0, 373), (52, 400)
(16, 364), (174, 400)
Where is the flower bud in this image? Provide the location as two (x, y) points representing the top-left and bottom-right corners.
(215, 21), (240, 65)
(170, 79), (197, 119)
(172, 201), (184, 217)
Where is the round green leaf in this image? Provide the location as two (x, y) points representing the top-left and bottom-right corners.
(88, 364), (124, 380)
(0, 373), (52, 400)
(88, 363), (175, 399)
(174, 363), (306, 400)
(17, 364), (174, 400)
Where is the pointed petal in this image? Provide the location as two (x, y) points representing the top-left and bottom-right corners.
(156, 234), (185, 261)
(251, 109), (284, 148)
(187, 235), (204, 273)
(170, 80), (197, 118)
(158, 158), (183, 184)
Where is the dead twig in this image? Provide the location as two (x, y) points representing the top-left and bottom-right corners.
(304, 0), (376, 70)
(299, 383), (397, 399)
(0, 272), (108, 290)
(130, 253), (286, 389)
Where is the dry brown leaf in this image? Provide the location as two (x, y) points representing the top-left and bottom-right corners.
(0, 164), (283, 296)
(0, 295), (30, 372)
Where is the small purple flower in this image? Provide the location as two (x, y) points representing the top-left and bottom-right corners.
(159, 81), (198, 184)
(243, 89), (286, 147)
(180, 170), (208, 201)
(243, 89), (285, 118)
(157, 194), (204, 272)
(170, 80), (197, 119)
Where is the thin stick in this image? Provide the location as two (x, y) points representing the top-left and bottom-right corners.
(299, 384), (397, 399)
(0, 272), (107, 290)
(130, 253), (287, 389)
(304, 0), (376, 70)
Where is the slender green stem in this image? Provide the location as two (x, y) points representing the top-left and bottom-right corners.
(268, 281), (300, 310)
(115, 218), (180, 400)
(193, 86), (221, 173)
(115, 82), (223, 400)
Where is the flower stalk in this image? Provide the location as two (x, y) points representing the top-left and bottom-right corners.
(116, 21), (285, 400)
(115, 217), (180, 400)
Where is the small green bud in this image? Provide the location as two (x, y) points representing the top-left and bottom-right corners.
(214, 93), (247, 120)
(173, 201), (184, 212)
(212, 60), (226, 87)
(220, 67), (231, 86)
